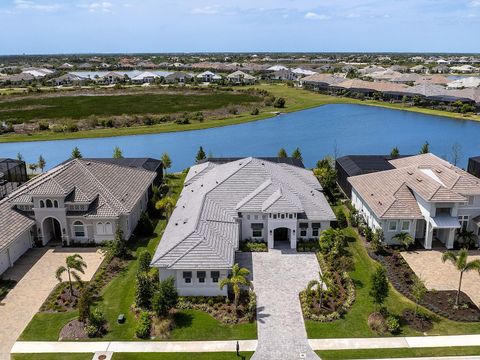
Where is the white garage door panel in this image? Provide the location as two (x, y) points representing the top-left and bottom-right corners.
(0, 250), (9, 275)
(9, 235), (31, 264)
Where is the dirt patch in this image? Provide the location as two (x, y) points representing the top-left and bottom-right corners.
(402, 309), (433, 332)
(59, 319), (87, 340)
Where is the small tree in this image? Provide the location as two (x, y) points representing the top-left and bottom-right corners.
(152, 277), (178, 317)
(307, 272), (329, 309)
(273, 97), (286, 108)
(411, 277), (427, 318)
(16, 152), (24, 161)
(136, 211), (154, 236)
(161, 152), (172, 175)
(370, 266), (389, 310)
(278, 148), (288, 158)
(38, 155), (46, 172)
(155, 196), (176, 220)
(28, 163), (38, 175)
(219, 263), (251, 308)
(78, 287), (93, 322)
(442, 248), (480, 306)
(138, 250), (152, 274)
(113, 146), (123, 158)
(390, 147), (400, 159)
(196, 146), (206, 162)
(71, 146), (82, 159)
(135, 272), (155, 309)
(419, 141), (430, 154)
(393, 232), (414, 250)
(371, 228), (384, 254)
(104, 228), (129, 259)
(336, 209), (348, 229)
(291, 147), (303, 161)
(55, 254), (87, 297)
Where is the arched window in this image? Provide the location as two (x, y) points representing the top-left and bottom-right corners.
(105, 222), (113, 234)
(73, 221), (85, 237)
(53, 200), (59, 208)
(45, 199), (53, 208)
(96, 222), (104, 235)
(40, 200), (45, 208)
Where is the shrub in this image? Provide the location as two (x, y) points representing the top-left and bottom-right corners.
(336, 209), (348, 229)
(246, 290), (256, 322)
(135, 311), (152, 339)
(78, 288), (93, 322)
(152, 277), (178, 317)
(228, 106), (238, 115)
(273, 97), (286, 108)
(38, 122), (49, 131)
(138, 250), (152, 274)
(386, 315), (400, 334)
(136, 211), (154, 236)
(250, 108), (259, 115)
(135, 272), (155, 309)
(370, 266), (389, 309)
(368, 312), (387, 334)
(103, 228), (129, 259)
(84, 324), (98, 338)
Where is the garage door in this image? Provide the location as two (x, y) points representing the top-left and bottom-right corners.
(9, 235), (31, 264)
(0, 250), (9, 275)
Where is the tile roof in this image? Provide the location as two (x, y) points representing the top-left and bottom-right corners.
(348, 153), (480, 220)
(152, 157), (335, 270)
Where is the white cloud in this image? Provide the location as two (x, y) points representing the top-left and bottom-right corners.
(13, 0), (61, 12)
(191, 5), (220, 15)
(470, 0), (480, 7)
(304, 11), (330, 20)
(79, 1), (113, 12)
(346, 13), (361, 18)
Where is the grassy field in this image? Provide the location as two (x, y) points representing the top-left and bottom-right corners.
(11, 354), (92, 360)
(306, 215), (480, 338)
(1, 83), (479, 143)
(19, 173), (256, 342)
(316, 346), (480, 359)
(11, 353), (254, 360)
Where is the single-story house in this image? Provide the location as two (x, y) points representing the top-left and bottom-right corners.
(226, 71), (256, 85)
(0, 158), (162, 276)
(164, 71), (193, 84)
(196, 71), (222, 83)
(151, 157), (335, 296)
(349, 153), (480, 249)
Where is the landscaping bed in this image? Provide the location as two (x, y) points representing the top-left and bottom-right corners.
(369, 246), (480, 322)
(239, 240), (267, 252)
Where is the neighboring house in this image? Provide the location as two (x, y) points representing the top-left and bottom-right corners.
(151, 157), (335, 296)
(226, 70), (256, 85)
(21, 67), (54, 78)
(101, 71), (126, 84)
(451, 65), (477, 74)
(164, 71), (192, 84)
(0, 158), (162, 276)
(196, 71), (222, 83)
(1, 73), (35, 85)
(348, 153), (480, 249)
(0, 158), (27, 200)
(410, 65), (428, 73)
(50, 73), (88, 86)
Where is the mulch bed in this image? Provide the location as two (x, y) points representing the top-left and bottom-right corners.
(59, 319), (88, 340)
(40, 282), (82, 312)
(307, 273), (348, 316)
(402, 309), (433, 332)
(369, 246), (480, 322)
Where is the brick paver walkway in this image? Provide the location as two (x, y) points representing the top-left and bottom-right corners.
(401, 249), (480, 306)
(238, 246), (321, 360)
(0, 247), (104, 360)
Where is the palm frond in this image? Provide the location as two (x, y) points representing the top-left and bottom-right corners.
(441, 251), (457, 265)
(55, 266), (66, 282)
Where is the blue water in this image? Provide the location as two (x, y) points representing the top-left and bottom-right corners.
(1, 104), (480, 171)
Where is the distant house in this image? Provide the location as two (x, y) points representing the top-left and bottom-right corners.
(1, 73), (35, 85)
(349, 153), (480, 249)
(151, 157), (335, 296)
(196, 71), (222, 83)
(226, 70), (256, 85)
(58, 63), (74, 70)
(50, 73), (88, 86)
(101, 71), (126, 84)
(410, 65), (428, 73)
(432, 65), (450, 74)
(266, 65), (288, 72)
(0, 158), (163, 276)
(451, 65), (477, 74)
(21, 68), (54, 78)
(164, 71), (192, 84)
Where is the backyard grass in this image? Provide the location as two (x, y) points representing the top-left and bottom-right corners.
(11, 354), (92, 360)
(316, 346), (480, 359)
(1, 83), (478, 143)
(306, 220), (480, 338)
(18, 173), (256, 342)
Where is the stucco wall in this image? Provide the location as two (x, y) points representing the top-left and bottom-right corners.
(160, 269), (228, 296)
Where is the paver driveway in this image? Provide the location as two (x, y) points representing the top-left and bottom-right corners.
(0, 246), (104, 360)
(401, 249), (480, 306)
(237, 246), (321, 360)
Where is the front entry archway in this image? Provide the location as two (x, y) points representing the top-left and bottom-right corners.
(42, 217), (62, 245)
(274, 227), (290, 247)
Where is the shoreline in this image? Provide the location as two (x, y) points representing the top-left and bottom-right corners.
(0, 85), (478, 144)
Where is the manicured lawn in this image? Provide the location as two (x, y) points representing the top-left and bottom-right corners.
(0, 91), (261, 122)
(113, 353), (254, 360)
(316, 346), (480, 359)
(19, 311), (78, 341)
(12, 354), (92, 360)
(306, 216), (480, 338)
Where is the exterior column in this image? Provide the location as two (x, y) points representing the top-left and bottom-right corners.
(446, 228), (455, 249)
(268, 229), (274, 249)
(290, 228), (296, 250)
(425, 222), (433, 249)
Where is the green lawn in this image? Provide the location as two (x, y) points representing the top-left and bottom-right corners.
(306, 221), (480, 338)
(113, 353), (254, 360)
(19, 173), (255, 342)
(11, 354), (92, 360)
(0, 91), (261, 122)
(316, 346), (480, 359)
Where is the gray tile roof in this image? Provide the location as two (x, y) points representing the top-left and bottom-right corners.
(152, 157), (335, 270)
(0, 158), (157, 252)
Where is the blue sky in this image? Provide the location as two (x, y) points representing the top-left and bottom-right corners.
(0, 0), (479, 55)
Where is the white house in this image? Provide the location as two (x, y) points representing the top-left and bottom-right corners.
(0, 158), (162, 276)
(196, 71), (222, 83)
(226, 71), (257, 85)
(349, 153), (480, 249)
(151, 157), (335, 296)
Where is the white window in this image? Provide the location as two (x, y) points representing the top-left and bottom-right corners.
(46, 199), (53, 208)
(468, 196), (475, 206)
(73, 221), (85, 237)
(211, 271), (220, 283)
(197, 271), (206, 284)
(458, 215), (469, 231)
(252, 223), (263, 238)
(312, 223), (321, 237)
(105, 222), (113, 234)
(388, 221), (398, 232)
(40, 200), (45, 208)
(401, 221), (410, 232)
(183, 271), (192, 284)
(53, 200), (59, 208)
(96, 222), (105, 234)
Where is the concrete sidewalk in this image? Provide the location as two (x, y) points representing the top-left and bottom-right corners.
(11, 340), (258, 354)
(309, 334), (480, 350)
(351, 357), (480, 360)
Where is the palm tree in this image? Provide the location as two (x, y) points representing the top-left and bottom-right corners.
(155, 196), (176, 220)
(307, 272), (329, 309)
(441, 248), (480, 306)
(457, 230), (477, 249)
(219, 263), (251, 308)
(38, 155), (46, 172)
(56, 254), (87, 297)
(393, 232), (414, 250)
(161, 152), (172, 176)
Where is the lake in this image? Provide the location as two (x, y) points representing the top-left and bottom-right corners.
(1, 104), (480, 171)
